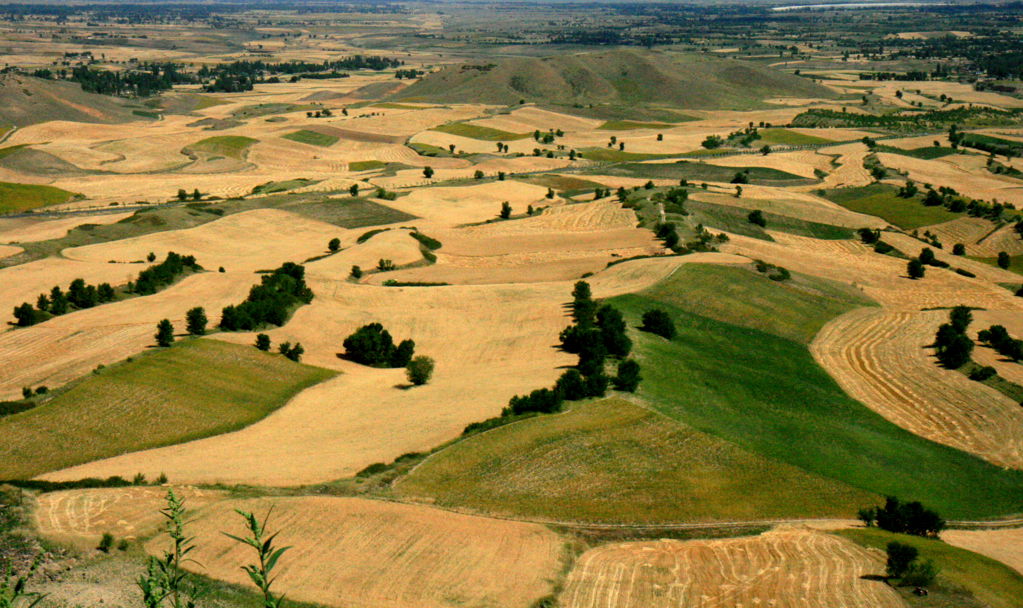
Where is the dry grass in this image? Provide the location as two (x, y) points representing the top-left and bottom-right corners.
(561, 527), (902, 608)
(944, 528), (1023, 576)
(153, 496), (564, 608)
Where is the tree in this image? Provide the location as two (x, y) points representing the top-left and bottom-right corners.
(155, 319), (174, 347)
(350, 265), (362, 279)
(328, 238), (341, 253)
(349, 183), (359, 197)
(949, 305), (972, 333)
(919, 247), (936, 266)
(546, 188), (555, 199)
(497, 171), (506, 181)
(406, 356), (434, 386)
(554, 369), (587, 401)
(886, 542), (919, 579)
(641, 309), (676, 339)
(192, 188), (201, 201)
(177, 189), (188, 201)
(284, 342), (304, 362)
(13, 302), (38, 327)
(499, 201), (511, 219)
(937, 332), (973, 368)
(391, 338), (415, 367)
(747, 209), (766, 227)
(613, 359), (641, 392)
(902, 560), (939, 587)
(255, 333), (271, 351)
(907, 258), (925, 279)
(422, 166), (434, 179)
(571, 281), (595, 327)
(185, 307), (207, 336)
(998, 251), (1011, 269)
(474, 169), (484, 179)
(702, 135), (723, 149)
(147, 252), (157, 263)
(952, 243), (965, 255)
(597, 304), (631, 358)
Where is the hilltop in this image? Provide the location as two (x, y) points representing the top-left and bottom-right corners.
(0, 74), (141, 128)
(391, 49), (833, 110)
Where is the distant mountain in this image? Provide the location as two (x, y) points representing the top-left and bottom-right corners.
(0, 74), (140, 127)
(390, 49), (833, 110)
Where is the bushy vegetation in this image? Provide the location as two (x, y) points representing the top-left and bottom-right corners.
(132, 252), (201, 295)
(219, 263), (313, 331)
(933, 305), (974, 368)
(978, 323), (1023, 362)
(858, 496), (946, 537)
(342, 323), (415, 368)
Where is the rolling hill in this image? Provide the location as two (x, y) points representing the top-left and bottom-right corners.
(391, 49), (833, 110)
(0, 74), (140, 127)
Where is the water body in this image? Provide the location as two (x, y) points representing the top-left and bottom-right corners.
(772, 2), (945, 11)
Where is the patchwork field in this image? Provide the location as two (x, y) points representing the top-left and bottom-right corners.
(561, 527), (902, 608)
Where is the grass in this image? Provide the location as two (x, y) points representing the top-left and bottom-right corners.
(282, 130), (339, 147)
(0, 144), (29, 159)
(348, 160), (386, 171)
(823, 183), (961, 230)
(607, 265), (1023, 519)
(408, 142), (453, 157)
(184, 136), (258, 160)
(395, 398), (876, 523)
(431, 123), (529, 141)
(250, 178), (320, 195)
(688, 200), (856, 242)
(231, 103), (315, 119)
(756, 128), (834, 146)
(588, 159), (812, 184)
(836, 528), (1023, 608)
(958, 360), (1023, 403)
(0, 339), (335, 479)
(970, 255), (1023, 276)
(877, 144), (958, 160)
(372, 102), (425, 110)
(598, 120), (674, 131)
(642, 264), (874, 343)
(578, 148), (678, 162)
(521, 174), (604, 195)
(0, 181), (77, 214)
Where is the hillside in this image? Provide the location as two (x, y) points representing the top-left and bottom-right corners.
(0, 74), (140, 127)
(391, 49), (833, 110)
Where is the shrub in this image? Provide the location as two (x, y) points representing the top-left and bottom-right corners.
(328, 237), (341, 252)
(342, 323), (414, 368)
(901, 559), (939, 587)
(185, 307), (207, 336)
(641, 309), (676, 339)
(406, 356), (435, 386)
(255, 333), (271, 351)
(219, 263), (313, 331)
(952, 243), (965, 255)
(969, 366), (997, 381)
(907, 258), (925, 279)
(886, 541), (918, 579)
(613, 359), (641, 392)
(747, 209), (766, 227)
(999, 251), (1011, 269)
(133, 252), (200, 295)
(350, 265), (363, 279)
(155, 319), (174, 347)
(869, 496), (946, 537)
(98, 532), (115, 553)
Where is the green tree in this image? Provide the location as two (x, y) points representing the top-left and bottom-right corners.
(285, 342), (304, 362)
(474, 169), (484, 179)
(192, 189), (201, 201)
(406, 355), (435, 386)
(747, 209), (766, 227)
(919, 247), (936, 266)
(546, 188), (555, 199)
(155, 319), (174, 347)
(176, 189), (187, 202)
(952, 243), (965, 255)
(998, 251), (1011, 269)
(13, 303), (38, 327)
(907, 258), (925, 279)
(886, 542), (918, 579)
(349, 183), (359, 197)
(255, 333), (271, 351)
(499, 201), (511, 219)
(423, 166), (434, 179)
(949, 305), (972, 333)
(391, 339), (416, 367)
(613, 359), (641, 392)
(350, 265), (363, 279)
(641, 309), (676, 339)
(185, 307), (207, 336)
(328, 238), (341, 253)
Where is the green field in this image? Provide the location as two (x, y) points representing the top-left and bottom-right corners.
(970, 255), (1023, 276)
(408, 142), (453, 157)
(231, 103), (316, 119)
(521, 174), (604, 195)
(589, 160), (811, 183)
(348, 160), (386, 171)
(396, 398), (876, 523)
(0, 339), (335, 479)
(0, 181), (77, 214)
(756, 128), (834, 146)
(0, 144), (28, 159)
(373, 102), (426, 110)
(282, 130), (339, 147)
(824, 183), (961, 229)
(877, 144), (958, 160)
(608, 265), (1023, 519)
(185, 136), (258, 159)
(250, 178), (320, 195)
(431, 123), (529, 141)
(578, 148), (678, 162)
(836, 528), (1023, 608)
(687, 201), (855, 243)
(598, 120), (675, 131)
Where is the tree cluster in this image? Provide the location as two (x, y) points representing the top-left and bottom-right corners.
(13, 276), (119, 327)
(933, 305), (974, 368)
(885, 542), (939, 587)
(342, 322), (415, 368)
(978, 323), (1023, 361)
(859, 496), (946, 538)
(219, 262), (313, 331)
(131, 252), (200, 295)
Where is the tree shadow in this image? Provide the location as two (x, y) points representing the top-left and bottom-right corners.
(860, 574), (889, 583)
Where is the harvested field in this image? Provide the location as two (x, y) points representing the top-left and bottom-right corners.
(34, 486), (223, 545)
(0, 212), (134, 244)
(0, 244), (21, 258)
(154, 496), (564, 608)
(878, 152), (1023, 206)
(811, 307), (1023, 469)
(0, 257), (135, 321)
(561, 527), (902, 608)
(944, 528), (1023, 576)
(42, 256), (730, 486)
(924, 216), (999, 255)
(813, 143), (872, 190)
(61, 209), (345, 273)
